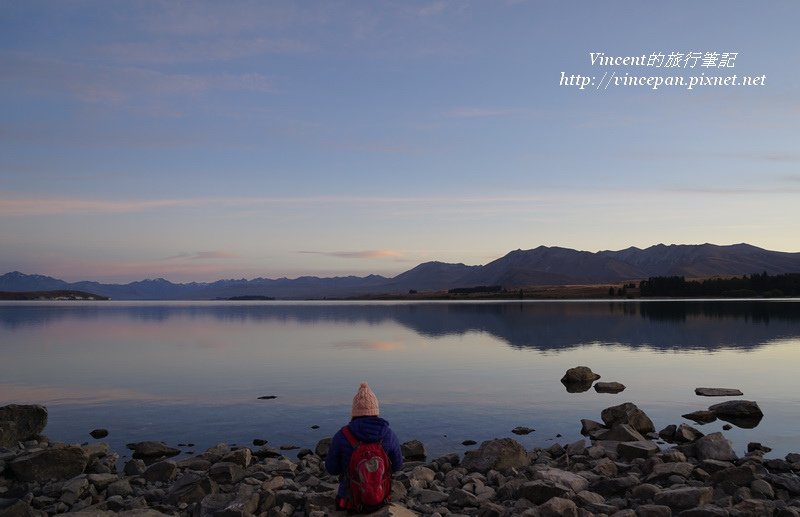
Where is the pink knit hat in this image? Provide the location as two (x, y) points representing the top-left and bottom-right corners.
(351, 382), (380, 417)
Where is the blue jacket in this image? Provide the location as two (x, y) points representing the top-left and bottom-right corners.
(324, 416), (404, 499)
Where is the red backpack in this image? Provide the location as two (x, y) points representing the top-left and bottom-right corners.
(341, 426), (392, 511)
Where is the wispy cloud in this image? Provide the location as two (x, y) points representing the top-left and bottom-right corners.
(0, 193), (553, 216)
(298, 250), (402, 259)
(166, 251), (240, 260)
(0, 51), (274, 106)
(103, 37), (310, 65)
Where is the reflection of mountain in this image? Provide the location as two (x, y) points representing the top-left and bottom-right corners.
(2, 301), (799, 351)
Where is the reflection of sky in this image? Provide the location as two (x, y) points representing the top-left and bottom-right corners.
(2, 301), (800, 459)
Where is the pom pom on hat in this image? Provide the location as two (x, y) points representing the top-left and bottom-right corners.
(352, 382), (380, 417)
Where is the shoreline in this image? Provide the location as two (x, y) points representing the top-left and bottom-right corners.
(2, 403), (800, 516)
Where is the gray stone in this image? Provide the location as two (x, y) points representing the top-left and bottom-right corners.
(646, 462), (694, 481)
(635, 505), (671, 517)
(598, 424), (646, 442)
(222, 448), (252, 468)
(710, 465), (755, 486)
(681, 411), (717, 424)
(401, 440), (426, 461)
(417, 489), (448, 504)
(410, 466), (435, 484)
(751, 478), (775, 499)
(518, 480), (572, 504)
(566, 439), (587, 456)
(581, 419), (606, 436)
(694, 433), (737, 462)
(142, 460), (177, 483)
(533, 467), (589, 492)
(708, 400), (764, 428)
(0, 405), (48, 443)
(695, 388), (743, 397)
(658, 425), (677, 442)
(208, 461), (246, 484)
(617, 441), (659, 461)
(653, 486), (713, 509)
(590, 475), (640, 496)
(601, 402), (655, 434)
(448, 488), (479, 507)
(9, 445), (88, 481)
(123, 459), (146, 476)
(594, 382), (626, 394)
(107, 479), (134, 498)
(538, 496), (578, 517)
(86, 473), (118, 490)
(674, 424), (704, 443)
(314, 438), (330, 459)
(462, 438), (530, 473)
(631, 483), (660, 501)
(126, 441), (180, 459)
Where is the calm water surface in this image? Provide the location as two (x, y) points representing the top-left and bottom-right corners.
(1, 300), (799, 461)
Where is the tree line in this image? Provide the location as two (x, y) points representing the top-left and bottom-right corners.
(638, 272), (800, 298)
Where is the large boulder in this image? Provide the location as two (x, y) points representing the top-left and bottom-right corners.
(600, 402), (655, 434)
(9, 445), (88, 482)
(0, 404), (48, 445)
(708, 400), (763, 428)
(462, 438), (530, 473)
(167, 471), (218, 505)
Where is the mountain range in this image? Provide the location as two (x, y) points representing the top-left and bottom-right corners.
(1, 243), (799, 300)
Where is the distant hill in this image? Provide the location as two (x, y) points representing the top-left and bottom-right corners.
(0, 290), (109, 300)
(2, 243), (799, 300)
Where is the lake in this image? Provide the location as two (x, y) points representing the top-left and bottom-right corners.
(1, 300), (799, 462)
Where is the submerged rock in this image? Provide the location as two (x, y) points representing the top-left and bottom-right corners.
(708, 400), (764, 428)
(695, 387), (743, 397)
(682, 410), (717, 424)
(126, 441), (180, 459)
(511, 426), (534, 435)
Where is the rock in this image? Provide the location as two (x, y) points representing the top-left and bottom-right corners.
(653, 486), (713, 509)
(561, 367), (599, 392)
(658, 424), (676, 442)
(678, 505), (729, 516)
(565, 439), (586, 456)
(401, 440), (427, 461)
(694, 432), (737, 461)
(695, 387), (743, 397)
(589, 475), (639, 497)
(0, 405), (47, 447)
(9, 445), (88, 482)
(533, 468), (589, 492)
(252, 438), (267, 446)
(462, 438), (530, 473)
(538, 496), (578, 517)
(418, 489), (448, 504)
(598, 424), (646, 442)
(581, 419), (605, 436)
(681, 411), (717, 424)
(448, 488), (479, 507)
(258, 395), (277, 400)
(167, 471), (217, 505)
(636, 504), (671, 517)
(362, 503), (418, 517)
(562, 366), (601, 383)
(594, 382), (626, 394)
(518, 480), (572, 504)
(751, 478), (775, 499)
(142, 460), (177, 483)
(312, 438), (329, 459)
(123, 458), (146, 476)
(708, 400), (764, 428)
(617, 440), (659, 461)
(126, 441), (180, 459)
(462, 440), (477, 446)
(107, 479), (134, 498)
(222, 448), (252, 468)
(511, 426), (534, 435)
(253, 445), (282, 459)
(601, 402), (655, 434)
(674, 424), (704, 443)
(89, 429), (108, 439)
(86, 473), (118, 490)
(646, 462), (694, 481)
(208, 461), (245, 484)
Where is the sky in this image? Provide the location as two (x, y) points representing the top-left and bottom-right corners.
(1, 1), (799, 282)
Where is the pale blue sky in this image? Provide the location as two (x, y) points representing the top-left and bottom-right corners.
(1, 1), (798, 281)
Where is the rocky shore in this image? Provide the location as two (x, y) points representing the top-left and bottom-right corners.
(2, 402), (800, 517)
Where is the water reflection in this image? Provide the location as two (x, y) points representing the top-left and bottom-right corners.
(2, 300), (798, 351)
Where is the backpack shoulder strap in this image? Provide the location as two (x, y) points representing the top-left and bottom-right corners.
(341, 425), (360, 447)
